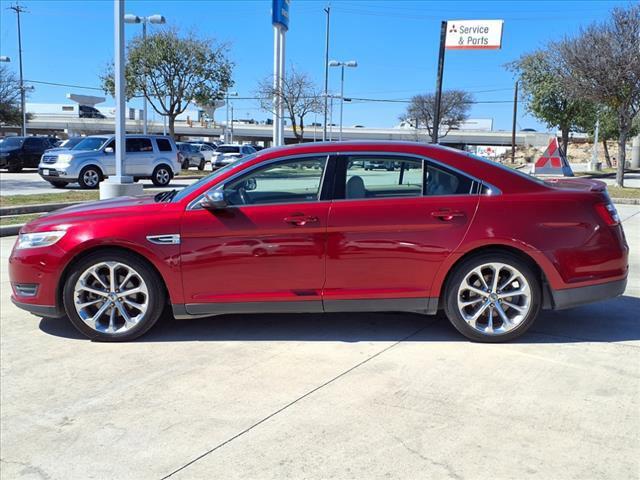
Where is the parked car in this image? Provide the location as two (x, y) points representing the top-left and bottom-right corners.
(364, 159), (398, 171)
(187, 142), (217, 163)
(187, 140), (218, 150)
(0, 136), (58, 172)
(177, 142), (206, 170)
(38, 135), (180, 189)
(45, 137), (84, 153)
(211, 144), (256, 168)
(10, 141), (628, 342)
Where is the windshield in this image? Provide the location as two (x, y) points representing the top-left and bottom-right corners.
(0, 137), (25, 148)
(61, 137), (83, 148)
(172, 153), (259, 202)
(72, 137), (109, 151)
(217, 146), (240, 153)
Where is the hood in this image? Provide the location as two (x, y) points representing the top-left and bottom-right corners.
(21, 195), (162, 233)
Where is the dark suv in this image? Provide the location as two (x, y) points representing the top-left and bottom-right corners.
(0, 136), (58, 172)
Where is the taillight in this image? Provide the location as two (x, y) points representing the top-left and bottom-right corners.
(595, 202), (620, 226)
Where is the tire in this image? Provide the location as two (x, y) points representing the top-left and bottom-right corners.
(151, 165), (172, 187)
(443, 252), (541, 343)
(182, 160), (190, 170)
(62, 250), (166, 341)
(78, 165), (102, 189)
(49, 181), (68, 189)
(198, 159), (205, 171)
(7, 163), (22, 173)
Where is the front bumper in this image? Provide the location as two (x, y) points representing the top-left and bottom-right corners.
(38, 167), (76, 182)
(551, 277), (627, 310)
(11, 297), (64, 318)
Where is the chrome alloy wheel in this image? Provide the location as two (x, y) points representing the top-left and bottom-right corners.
(155, 168), (170, 185)
(457, 262), (532, 335)
(83, 169), (100, 187)
(73, 262), (149, 334)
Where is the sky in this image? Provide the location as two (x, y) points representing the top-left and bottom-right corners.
(0, 0), (631, 132)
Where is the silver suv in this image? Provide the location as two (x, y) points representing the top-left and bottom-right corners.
(38, 135), (181, 189)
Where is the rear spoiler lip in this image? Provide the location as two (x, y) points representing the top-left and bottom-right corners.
(544, 177), (607, 193)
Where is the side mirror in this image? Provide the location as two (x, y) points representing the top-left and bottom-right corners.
(200, 190), (228, 210)
(104, 147), (114, 154)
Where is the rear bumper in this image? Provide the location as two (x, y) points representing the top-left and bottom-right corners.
(551, 277), (627, 310)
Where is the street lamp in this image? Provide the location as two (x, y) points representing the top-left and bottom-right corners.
(329, 60), (357, 141)
(225, 91), (238, 143)
(124, 13), (166, 134)
(0, 56), (10, 62)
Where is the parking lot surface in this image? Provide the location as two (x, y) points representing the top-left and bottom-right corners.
(0, 205), (638, 480)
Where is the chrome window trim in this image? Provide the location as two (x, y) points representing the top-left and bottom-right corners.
(187, 153), (331, 211)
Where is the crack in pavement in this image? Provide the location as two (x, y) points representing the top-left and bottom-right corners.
(159, 320), (436, 479)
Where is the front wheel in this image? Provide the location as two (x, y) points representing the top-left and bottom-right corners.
(62, 251), (166, 341)
(198, 159), (205, 170)
(7, 163), (23, 173)
(78, 165), (102, 189)
(443, 252), (541, 343)
(151, 165), (172, 187)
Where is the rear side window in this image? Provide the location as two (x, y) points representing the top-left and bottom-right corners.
(126, 138), (153, 152)
(343, 156), (423, 200)
(156, 138), (173, 152)
(425, 164), (474, 195)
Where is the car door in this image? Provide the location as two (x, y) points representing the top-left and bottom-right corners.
(125, 137), (155, 175)
(180, 154), (332, 315)
(323, 154), (480, 312)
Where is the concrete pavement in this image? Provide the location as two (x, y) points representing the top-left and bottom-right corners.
(0, 205), (638, 480)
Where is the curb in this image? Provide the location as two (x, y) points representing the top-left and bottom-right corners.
(611, 198), (640, 205)
(0, 224), (23, 237)
(0, 202), (81, 217)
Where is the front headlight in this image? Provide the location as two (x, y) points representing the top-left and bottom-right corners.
(15, 231), (66, 249)
(57, 153), (73, 162)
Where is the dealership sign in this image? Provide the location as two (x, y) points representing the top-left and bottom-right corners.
(272, 0), (290, 31)
(445, 20), (504, 49)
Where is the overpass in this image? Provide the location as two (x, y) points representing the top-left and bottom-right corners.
(2, 114), (551, 148)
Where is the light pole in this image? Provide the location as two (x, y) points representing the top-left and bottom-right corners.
(225, 91), (238, 143)
(322, 6), (330, 141)
(9, 3), (27, 136)
(124, 13), (166, 135)
(329, 60), (357, 141)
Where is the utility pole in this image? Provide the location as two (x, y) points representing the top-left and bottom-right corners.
(431, 20), (447, 144)
(9, 3), (27, 136)
(322, 5), (330, 141)
(591, 114), (600, 171)
(511, 80), (518, 163)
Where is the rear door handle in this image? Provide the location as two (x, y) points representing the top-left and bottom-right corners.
(431, 209), (465, 221)
(284, 214), (319, 226)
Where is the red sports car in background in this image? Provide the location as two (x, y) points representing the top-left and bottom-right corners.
(9, 142), (628, 342)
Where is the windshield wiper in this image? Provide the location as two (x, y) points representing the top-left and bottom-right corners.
(154, 189), (177, 202)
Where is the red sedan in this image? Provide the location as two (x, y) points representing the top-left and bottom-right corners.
(9, 142), (628, 342)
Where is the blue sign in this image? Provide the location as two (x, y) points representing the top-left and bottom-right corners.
(272, 0), (290, 31)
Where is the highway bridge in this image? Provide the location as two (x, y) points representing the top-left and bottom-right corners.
(2, 114), (551, 148)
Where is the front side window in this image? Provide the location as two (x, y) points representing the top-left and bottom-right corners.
(73, 137), (109, 151)
(344, 156), (423, 199)
(222, 156), (327, 206)
(425, 164), (474, 195)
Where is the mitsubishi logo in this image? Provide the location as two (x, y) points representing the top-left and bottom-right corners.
(448, 24), (457, 33)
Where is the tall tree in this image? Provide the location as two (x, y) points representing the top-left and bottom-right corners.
(0, 66), (23, 127)
(256, 66), (322, 143)
(399, 90), (473, 139)
(508, 51), (593, 154)
(554, 5), (640, 187)
(101, 29), (233, 137)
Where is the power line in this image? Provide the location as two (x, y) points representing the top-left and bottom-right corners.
(26, 79), (105, 91)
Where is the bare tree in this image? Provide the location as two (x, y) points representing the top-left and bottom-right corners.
(256, 66), (322, 143)
(0, 66), (23, 127)
(553, 5), (640, 186)
(399, 90), (473, 140)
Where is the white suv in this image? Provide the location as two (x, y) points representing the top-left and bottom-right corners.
(38, 135), (181, 189)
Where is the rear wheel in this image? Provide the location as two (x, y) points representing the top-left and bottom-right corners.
(62, 251), (165, 341)
(151, 165), (172, 186)
(182, 160), (190, 170)
(198, 159), (205, 170)
(7, 163), (22, 173)
(443, 252), (541, 342)
(78, 165), (102, 189)
(49, 180), (68, 189)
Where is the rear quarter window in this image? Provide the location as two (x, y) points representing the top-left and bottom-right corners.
(156, 138), (173, 152)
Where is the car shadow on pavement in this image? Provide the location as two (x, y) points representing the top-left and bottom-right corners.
(38, 295), (640, 344)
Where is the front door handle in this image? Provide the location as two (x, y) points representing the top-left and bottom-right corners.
(431, 209), (465, 221)
(284, 214), (319, 226)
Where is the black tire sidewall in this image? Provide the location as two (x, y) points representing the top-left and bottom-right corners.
(444, 252), (541, 343)
(62, 251), (166, 341)
(50, 181), (67, 188)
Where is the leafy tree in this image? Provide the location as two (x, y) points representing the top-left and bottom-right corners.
(256, 66), (322, 143)
(507, 51), (593, 154)
(101, 29), (233, 137)
(399, 90), (472, 140)
(0, 66), (23, 126)
(554, 5), (640, 186)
